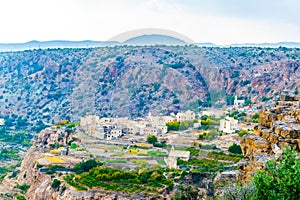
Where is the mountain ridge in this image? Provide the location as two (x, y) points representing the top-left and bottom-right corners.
(0, 46), (299, 126)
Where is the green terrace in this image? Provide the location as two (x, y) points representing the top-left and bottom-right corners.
(64, 166), (174, 194)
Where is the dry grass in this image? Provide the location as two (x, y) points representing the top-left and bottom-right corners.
(42, 155), (65, 163)
(128, 149), (148, 154)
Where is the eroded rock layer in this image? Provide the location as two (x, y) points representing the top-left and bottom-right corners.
(239, 94), (300, 182)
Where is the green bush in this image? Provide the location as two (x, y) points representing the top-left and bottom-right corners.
(223, 147), (300, 200)
(253, 147), (300, 200)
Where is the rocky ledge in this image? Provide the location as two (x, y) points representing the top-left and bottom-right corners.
(239, 94), (300, 182)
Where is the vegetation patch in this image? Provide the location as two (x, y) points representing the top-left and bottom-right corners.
(157, 160), (166, 165)
(64, 174), (87, 191)
(147, 151), (168, 157)
(16, 184), (30, 194)
(130, 159), (148, 165)
(207, 151), (243, 162)
(177, 158), (229, 172)
(111, 152), (124, 157)
(67, 166), (174, 194)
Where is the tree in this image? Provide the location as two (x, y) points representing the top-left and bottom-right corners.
(52, 179), (61, 189)
(252, 113), (259, 120)
(167, 121), (180, 131)
(74, 159), (100, 174)
(228, 143), (242, 154)
(253, 146), (300, 200)
(146, 135), (158, 144)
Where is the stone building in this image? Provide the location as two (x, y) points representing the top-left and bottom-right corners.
(80, 115), (105, 139)
(142, 126), (158, 136)
(165, 149), (190, 168)
(176, 110), (195, 122)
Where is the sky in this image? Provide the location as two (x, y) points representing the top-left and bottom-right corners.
(0, 0), (299, 45)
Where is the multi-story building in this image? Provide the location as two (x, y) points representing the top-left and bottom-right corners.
(176, 110), (195, 122)
(219, 116), (238, 134)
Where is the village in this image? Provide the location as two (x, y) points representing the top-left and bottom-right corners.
(31, 96), (257, 170)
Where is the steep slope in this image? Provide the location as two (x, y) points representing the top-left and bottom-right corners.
(0, 46), (299, 126)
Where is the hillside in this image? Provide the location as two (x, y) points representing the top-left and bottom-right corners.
(0, 46), (299, 127)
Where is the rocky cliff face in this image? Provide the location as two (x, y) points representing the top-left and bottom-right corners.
(239, 94), (300, 182)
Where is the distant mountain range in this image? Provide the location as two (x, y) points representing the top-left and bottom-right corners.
(0, 35), (300, 52)
(226, 42), (300, 48)
(0, 40), (103, 52)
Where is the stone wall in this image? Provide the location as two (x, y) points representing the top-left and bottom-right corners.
(239, 94), (300, 182)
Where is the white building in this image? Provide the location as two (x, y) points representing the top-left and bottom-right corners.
(219, 116), (238, 134)
(234, 96), (245, 108)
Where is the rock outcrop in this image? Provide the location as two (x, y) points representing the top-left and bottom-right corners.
(239, 94), (300, 182)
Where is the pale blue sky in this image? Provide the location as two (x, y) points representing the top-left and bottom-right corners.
(0, 0), (299, 44)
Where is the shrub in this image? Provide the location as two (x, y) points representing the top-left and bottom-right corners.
(16, 184), (30, 194)
(238, 130), (249, 137)
(198, 130), (218, 141)
(172, 185), (203, 200)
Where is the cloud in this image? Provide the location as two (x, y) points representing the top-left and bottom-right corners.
(0, 0), (298, 44)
